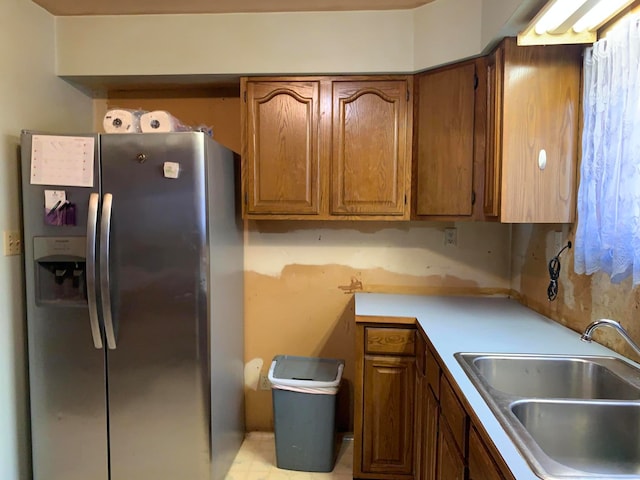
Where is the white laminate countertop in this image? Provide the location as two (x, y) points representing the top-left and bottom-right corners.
(354, 293), (630, 480)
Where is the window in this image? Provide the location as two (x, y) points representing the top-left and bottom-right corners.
(575, 13), (640, 285)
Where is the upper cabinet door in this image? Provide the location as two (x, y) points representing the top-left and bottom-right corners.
(500, 40), (581, 223)
(244, 80), (321, 215)
(331, 80), (410, 216)
(486, 38), (581, 223)
(483, 48), (503, 218)
(415, 62), (476, 217)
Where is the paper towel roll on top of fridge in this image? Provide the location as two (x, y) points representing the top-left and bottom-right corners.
(103, 109), (142, 133)
(140, 111), (191, 133)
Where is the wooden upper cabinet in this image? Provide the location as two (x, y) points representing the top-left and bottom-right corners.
(485, 38), (582, 223)
(242, 80), (321, 216)
(484, 49), (503, 218)
(242, 76), (412, 220)
(355, 322), (416, 480)
(414, 61), (476, 218)
(331, 80), (411, 216)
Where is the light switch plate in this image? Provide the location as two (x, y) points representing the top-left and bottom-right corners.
(4, 231), (21, 256)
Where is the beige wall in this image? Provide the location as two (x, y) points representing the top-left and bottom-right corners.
(56, 10), (415, 76)
(0, 0), (93, 478)
(55, 0), (538, 79)
(480, 0), (533, 49)
(512, 224), (640, 363)
(413, 0), (483, 70)
(244, 221), (511, 431)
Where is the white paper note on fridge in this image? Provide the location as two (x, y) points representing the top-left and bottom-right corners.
(30, 135), (95, 187)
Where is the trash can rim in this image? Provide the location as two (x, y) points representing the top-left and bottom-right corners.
(267, 355), (344, 390)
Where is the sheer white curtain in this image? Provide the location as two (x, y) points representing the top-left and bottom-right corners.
(575, 14), (640, 285)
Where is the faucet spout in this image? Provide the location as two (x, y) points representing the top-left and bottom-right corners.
(581, 319), (640, 356)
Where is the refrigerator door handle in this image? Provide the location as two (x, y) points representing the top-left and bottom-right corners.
(99, 193), (117, 350)
(86, 193), (103, 349)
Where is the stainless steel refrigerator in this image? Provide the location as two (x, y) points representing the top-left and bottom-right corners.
(20, 131), (244, 480)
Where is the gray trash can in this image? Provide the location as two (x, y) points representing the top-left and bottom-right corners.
(268, 355), (345, 472)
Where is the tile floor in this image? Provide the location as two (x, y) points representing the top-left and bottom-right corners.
(225, 432), (353, 480)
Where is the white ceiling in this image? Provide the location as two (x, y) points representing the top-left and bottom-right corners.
(32, 0), (435, 16)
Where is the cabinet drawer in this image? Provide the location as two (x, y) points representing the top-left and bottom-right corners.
(440, 376), (468, 455)
(365, 327), (415, 355)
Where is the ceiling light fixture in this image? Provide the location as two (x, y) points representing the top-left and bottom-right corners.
(518, 0), (635, 46)
(572, 0), (631, 32)
(534, 0), (588, 35)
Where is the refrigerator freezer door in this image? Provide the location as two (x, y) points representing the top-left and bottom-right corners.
(100, 133), (211, 480)
(20, 132), (108, 480)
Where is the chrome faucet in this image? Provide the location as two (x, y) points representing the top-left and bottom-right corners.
(581, 318), (640, 356)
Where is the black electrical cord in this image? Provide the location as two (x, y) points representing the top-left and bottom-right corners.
(548, 241), (572, 301)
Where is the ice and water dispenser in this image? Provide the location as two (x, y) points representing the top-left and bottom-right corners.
(33, 236), (87, 305)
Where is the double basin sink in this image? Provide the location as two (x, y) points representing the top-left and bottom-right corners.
(455, 353), (640, 478)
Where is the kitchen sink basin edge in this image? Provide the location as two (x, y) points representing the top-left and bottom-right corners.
(454, 352), (640, 479)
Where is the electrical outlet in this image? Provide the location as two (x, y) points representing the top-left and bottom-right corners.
(444, 228), (457, 247)
(4, 231), (21, 256)
(259, 373), (271, 390)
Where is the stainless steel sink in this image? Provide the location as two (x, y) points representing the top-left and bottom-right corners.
(454, 353), (640, 479)
(462, 354), (640, 400)
(511, 400), (640, 476)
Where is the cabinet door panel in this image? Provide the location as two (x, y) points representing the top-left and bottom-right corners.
(245, 81), (320, 215)
(437, 419), (466, 480)
(332, 81), (408, 216)
(500, 40), (580, 223)
(484, 39), (581, 222)
(440, 377), (468, 455)
(469, 426), (506, 480)
(416, 63), (475, 216)
(362, 355), (415, 475)
(421, 385), (439, 480)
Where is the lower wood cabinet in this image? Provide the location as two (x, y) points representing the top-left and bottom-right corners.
(415, 332), (438, 480)
(362, 356), (415, 475)
(421, 386), (439, 480)
(355, 320), (416, 479)
(437, 420), (466, 480)
(469, 426), (507, 480)
(355, 317), (516, 480)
